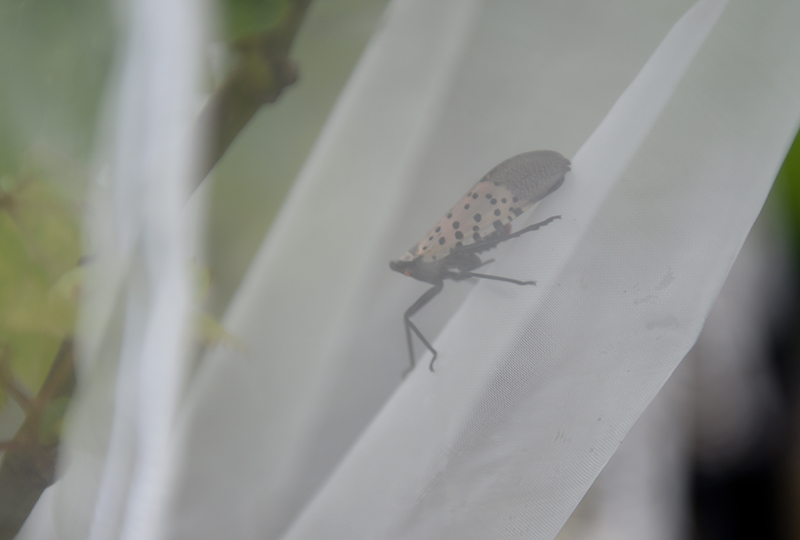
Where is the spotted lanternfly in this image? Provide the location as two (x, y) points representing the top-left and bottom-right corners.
(390, 150), (571, 373)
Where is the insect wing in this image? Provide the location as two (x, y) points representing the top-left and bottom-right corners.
(407, 150), (570, 262)
(409, 181), (513, 261)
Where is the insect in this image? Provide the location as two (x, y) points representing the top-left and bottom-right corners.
(390, 150), (570, 373)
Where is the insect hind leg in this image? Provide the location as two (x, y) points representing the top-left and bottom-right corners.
(403, 318), (438, 376)
(402, 281), (444, 375)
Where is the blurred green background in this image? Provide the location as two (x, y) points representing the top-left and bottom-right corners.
(0, 0), (390, 535)
(0, 0), (390, 407)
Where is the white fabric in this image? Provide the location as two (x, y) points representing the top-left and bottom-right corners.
(556, 220), (791, 540)
(27, 0), (800, 539)
(19, 0), (205, 539)
(172, 0), (800, 539)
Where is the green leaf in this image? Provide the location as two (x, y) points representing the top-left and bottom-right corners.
(0, 176), (80, 395)
(773, 128), (800, 250)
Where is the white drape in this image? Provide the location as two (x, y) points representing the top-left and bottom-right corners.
(26, 0), (800, 539)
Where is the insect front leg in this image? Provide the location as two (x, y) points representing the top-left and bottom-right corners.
(459, 272), (536, 286)
(402, 281), (444, 375)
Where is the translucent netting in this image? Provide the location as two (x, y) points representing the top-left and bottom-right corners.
(36, 1), (800, 539)
(175, 1), (800, 539)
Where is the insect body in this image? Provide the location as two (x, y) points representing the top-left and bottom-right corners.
(390, 150), (570, 372)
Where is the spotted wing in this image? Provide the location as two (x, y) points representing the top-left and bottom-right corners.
(399, 150), (570, 262)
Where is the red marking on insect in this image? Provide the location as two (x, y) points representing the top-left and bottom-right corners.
(390, 150), (570, 373)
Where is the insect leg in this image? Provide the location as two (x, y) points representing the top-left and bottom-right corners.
(459, 272), (536, 286)
(402, 281), (444, 375)
(501, 215), (561, 241)
(459, 215), (561, 254)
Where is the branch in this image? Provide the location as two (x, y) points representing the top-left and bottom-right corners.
(0, 339), (75, 540)
(193, 0), (314, 188)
